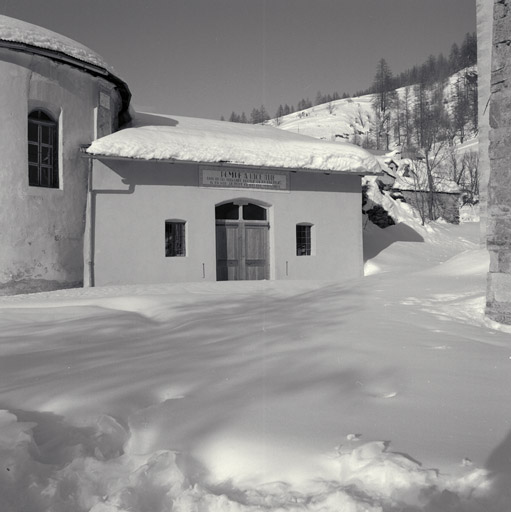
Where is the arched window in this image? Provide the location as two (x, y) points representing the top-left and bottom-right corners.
(215, 201), (267, 221)
(28, 110), (59, 188)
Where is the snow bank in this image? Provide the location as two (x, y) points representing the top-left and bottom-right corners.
(0, 409), (497, 512)
(87, 113), (381, 174)
(0, 15), (114, 73)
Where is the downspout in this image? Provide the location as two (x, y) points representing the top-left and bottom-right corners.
(84, 155), (95, 287)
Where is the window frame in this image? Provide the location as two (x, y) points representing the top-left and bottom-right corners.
(296, 223), (313, 256)
(165, 220), (187, 257)
(215, 202), (268, 222)
(28, 109), (59, 189)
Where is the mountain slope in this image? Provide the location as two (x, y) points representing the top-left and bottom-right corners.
(269, 67), (477, 149)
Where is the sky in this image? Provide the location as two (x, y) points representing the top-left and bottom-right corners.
(0, 0), (475, 120)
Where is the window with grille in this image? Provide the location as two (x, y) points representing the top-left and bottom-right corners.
(165, 221), (186, 257)
(296, 224), (312, 256)
(28, 110), (59, 188)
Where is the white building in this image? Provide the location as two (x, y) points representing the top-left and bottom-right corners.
(0, 15), (381, 293)
(0, 15), (130, 294)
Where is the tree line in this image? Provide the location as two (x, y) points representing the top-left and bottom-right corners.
(222, 90), (349, 126)
(221, 32), (477, 130)
(360, 32), (477, 96)
(365, 34), (478, 225)
(367, 49), (477, 152)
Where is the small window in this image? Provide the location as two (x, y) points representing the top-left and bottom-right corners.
(165, 221), (186, 257)
(28, 110), (59, 188)
(296, 224), (312, 256)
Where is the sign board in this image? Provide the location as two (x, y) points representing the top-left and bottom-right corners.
(200, 167), (289, 191)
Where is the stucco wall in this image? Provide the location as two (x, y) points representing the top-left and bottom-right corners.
(0, 48), (121, 294)
(90, 160), (364, 285)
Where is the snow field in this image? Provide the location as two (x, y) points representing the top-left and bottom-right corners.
(1, 220), (511, 511)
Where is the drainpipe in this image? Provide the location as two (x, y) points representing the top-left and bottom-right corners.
(84, 155), (95, 287)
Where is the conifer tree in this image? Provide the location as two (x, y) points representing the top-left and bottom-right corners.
(372, 58), (397, 150)
(250, 107), (261, 124)
(275, 104), (285, 125)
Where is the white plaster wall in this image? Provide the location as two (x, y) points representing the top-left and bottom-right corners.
(0, 48), (120, 293)
(91, 160), (363, 285)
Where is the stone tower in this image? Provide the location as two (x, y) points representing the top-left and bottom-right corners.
(486, 0), (511, 324)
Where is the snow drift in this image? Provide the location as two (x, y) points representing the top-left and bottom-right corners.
(1, 220), (511, 511)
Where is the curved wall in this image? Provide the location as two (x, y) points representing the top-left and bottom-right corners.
(0, 47), (122, 294)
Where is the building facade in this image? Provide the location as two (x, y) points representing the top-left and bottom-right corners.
(87, 157), (366, 285)
(0, 16), (129, 294)
(1, 16), (379, 292)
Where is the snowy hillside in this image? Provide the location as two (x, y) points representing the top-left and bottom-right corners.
(269, 67), (477, 148)
(268, 93), (374, 142)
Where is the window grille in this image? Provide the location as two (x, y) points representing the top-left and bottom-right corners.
(165, 221), (186, 257)
(296, 224), (312, 256)
(28, 110), (59, 188)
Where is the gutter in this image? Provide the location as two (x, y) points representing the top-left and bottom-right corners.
(79, 146), (383, 177)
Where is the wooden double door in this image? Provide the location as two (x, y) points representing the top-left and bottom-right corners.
(215, 202), (269, 281)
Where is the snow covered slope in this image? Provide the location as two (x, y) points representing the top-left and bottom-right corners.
(269, 93), (375, 143)
(270, 68), (478, 149)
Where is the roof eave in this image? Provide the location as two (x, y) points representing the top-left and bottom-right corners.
(80, 147), (382, 176)
(0, 39), (131, 122)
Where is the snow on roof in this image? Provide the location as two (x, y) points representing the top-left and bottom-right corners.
(0, 15), (115, 73)
(393, 172), (461, 194)
(87, 112), (382, 174)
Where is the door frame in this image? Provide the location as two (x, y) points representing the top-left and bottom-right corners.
(215, 199), (271, 281)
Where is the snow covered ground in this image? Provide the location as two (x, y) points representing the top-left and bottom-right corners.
(1, 219), (510, 511)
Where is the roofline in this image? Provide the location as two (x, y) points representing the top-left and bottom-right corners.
(0, 39), (131, 123)
(79, 147), (382, 176)
(394, 188), (460, 195)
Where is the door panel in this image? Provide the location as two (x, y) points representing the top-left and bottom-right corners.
(216, 224), (240, 281)
(245, 224), (268, 280)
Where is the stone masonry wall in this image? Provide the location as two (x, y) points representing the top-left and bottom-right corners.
(477, 0), (494, 246)
(486, 0), (511, 324)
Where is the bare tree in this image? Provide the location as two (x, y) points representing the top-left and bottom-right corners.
(446, 145), (479, 206)
(405, 150), (449, 225)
